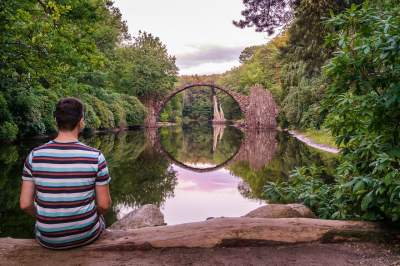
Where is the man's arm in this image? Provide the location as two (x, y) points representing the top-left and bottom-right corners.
(20, 180), (36, 216)
(95, 152), (112, 215)
(95, 184), (111, 215)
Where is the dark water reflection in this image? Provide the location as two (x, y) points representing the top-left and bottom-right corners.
(0, 124), (337, 238)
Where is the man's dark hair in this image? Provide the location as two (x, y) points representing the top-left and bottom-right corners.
(54, 98), (84, 131)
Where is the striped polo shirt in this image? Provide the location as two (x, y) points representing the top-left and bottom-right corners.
(22, 140), (111, 249)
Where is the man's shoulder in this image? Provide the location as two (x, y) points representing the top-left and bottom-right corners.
(76, 142), (101, 154)
(31, 141), (101, 155)
(31, 141), (53, 152)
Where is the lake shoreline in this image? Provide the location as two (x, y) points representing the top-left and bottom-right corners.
(288, 130), (340, 154)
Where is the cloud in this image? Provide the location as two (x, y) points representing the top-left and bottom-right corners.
(176, 45), (244, 68)
(179, 61), (241, 75)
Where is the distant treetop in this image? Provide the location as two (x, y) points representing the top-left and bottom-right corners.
(233, 0), (300, 35)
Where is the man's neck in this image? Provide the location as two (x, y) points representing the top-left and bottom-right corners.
(54, 130), (79, 143)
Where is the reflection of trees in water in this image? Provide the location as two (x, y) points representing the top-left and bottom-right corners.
(230, 132), (337, 200)
(85, 131), (177, 225)
(110, 144), (177, 208)
(0, 144), (36, 238)
(0, 131), (178, 237)
(159, 123), (243, 166)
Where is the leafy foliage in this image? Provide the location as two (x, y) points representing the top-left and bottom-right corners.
(322, 1), (400, 221)
(0, 1), (175, 142)
(182, 88), (213, 121)
(279, 61), (326, 128)
(111, 32), (178, 101)
(277, 0), (362, 129)
(264, 166), (336, 218)
(217, 34), (286, 100)
(233, 0), (300, 34)
(264, 1), (400, 222)
(160, 95), (183, 124)
(0, 144), (36, 238)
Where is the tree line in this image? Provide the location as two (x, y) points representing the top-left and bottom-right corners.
(0, 0), (178, 142)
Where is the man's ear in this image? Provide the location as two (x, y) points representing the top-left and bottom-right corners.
(79, 117), (85, 130)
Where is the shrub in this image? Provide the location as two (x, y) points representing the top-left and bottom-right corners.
(110, 100), (127, 128)
(82, 100), (101, 130)
(38, 90), (58, 134)
(83, 94), (115, 129)
(10, 90), (47, 136)
(120, 95), (146, 126)
(322, 2), (400, 221)
(78, 93), (146, 130)
(0, 122), (19, 142)
(264, 166), (336, 219)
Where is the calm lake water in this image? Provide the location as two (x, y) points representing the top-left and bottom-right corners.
(0, 123), (337, 238)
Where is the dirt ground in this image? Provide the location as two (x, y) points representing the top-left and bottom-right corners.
(3, 242), (400, 266)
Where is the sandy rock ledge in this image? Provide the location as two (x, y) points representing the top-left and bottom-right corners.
(0, 217), (394, 253)
(1, 205), (399, 265)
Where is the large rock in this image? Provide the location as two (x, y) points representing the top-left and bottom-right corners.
(110, 204), (165, 230)
(244, 204), (316, 219)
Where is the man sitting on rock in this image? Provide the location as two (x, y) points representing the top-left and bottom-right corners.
(19, 98), (112, 249)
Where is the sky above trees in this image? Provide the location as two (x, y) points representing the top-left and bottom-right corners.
(113, 0), (271, 75)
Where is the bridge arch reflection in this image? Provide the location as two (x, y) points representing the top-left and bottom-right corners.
(146, 126), (278, 173)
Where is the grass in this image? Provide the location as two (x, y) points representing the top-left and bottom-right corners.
(299, 128), (338, 148)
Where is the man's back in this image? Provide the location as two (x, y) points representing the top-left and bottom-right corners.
(22, 140), (110, 249)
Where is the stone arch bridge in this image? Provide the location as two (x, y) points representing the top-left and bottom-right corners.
(144, 83), (278, 129)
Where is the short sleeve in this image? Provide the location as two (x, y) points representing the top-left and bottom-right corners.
(22, 151), (34, 181)
(96, 152), (111, 185)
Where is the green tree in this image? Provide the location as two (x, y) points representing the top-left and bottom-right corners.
(233, 0), (300, 35)
(217, 34), (286, 99)
(0, 1), (170, 142)
(278, 0), (363, 129)
(117, 32), (178, 101)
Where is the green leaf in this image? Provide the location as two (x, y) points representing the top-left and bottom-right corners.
(353, 180), (365, 193)
(361, 191), (374, 211)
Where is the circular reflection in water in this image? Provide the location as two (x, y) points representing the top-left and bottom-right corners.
(157, 124), (244, 172)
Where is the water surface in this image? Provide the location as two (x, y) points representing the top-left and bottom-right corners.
(0, 123), (336, 238)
